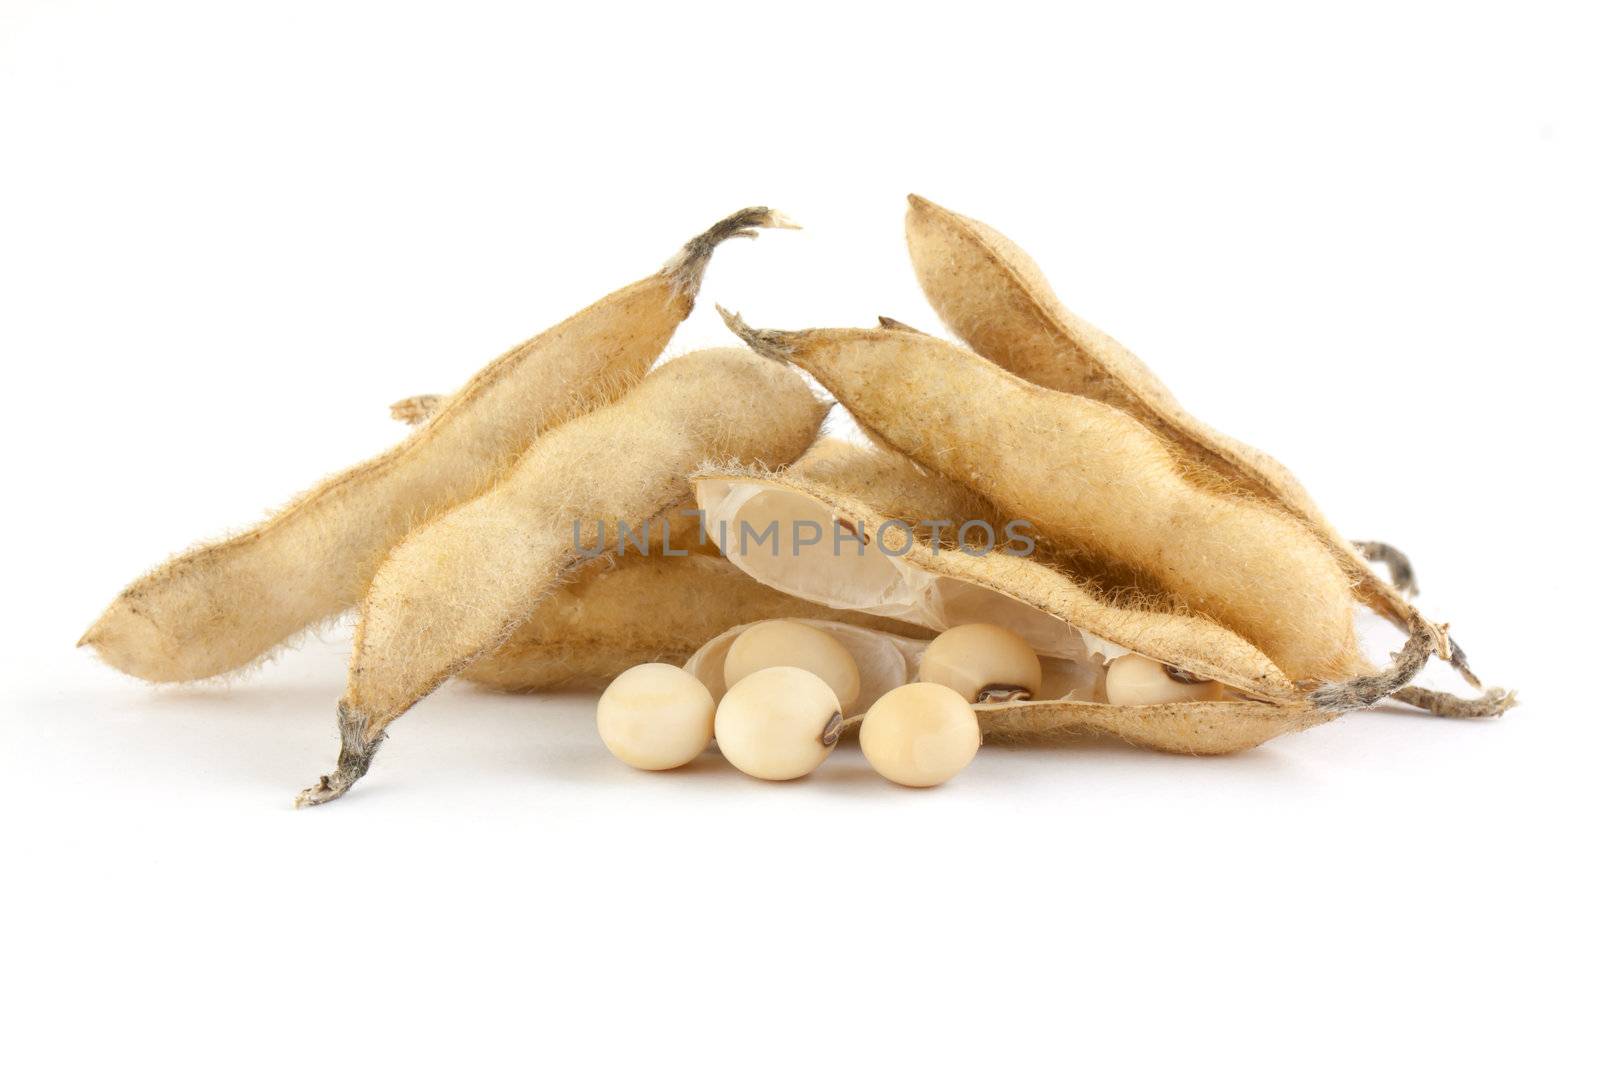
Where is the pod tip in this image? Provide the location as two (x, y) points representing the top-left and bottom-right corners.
(77, 613), (107, 649)
(664, 206), (799, 299)
(876, 315), (924, 334)
(717, 306), (795, 363)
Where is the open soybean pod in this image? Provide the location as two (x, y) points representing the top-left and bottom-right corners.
(717, 316), (1514, 718)
(685, 621), (1330, 756)
(81, 207), (795, 683)
(690, 442), (1336, 755)
(719, 313), (1369, 682)
(296, 347), (829, 806)
(902, 195), (1453, 659)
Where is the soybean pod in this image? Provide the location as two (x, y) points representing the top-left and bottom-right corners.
(720, 310), (1366, 685)
(81, 208), (794, 683)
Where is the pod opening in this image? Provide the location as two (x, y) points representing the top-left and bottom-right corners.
(695, 477), (1128, 676)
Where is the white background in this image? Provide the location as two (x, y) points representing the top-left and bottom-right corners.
(2, 2), (1595, 1063)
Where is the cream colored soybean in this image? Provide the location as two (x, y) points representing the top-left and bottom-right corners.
(918, 623), (1043, 703)
(596, 663), (715, 771)
(860, 683), (981, 787)
(714, 667), (841, 781)
(1105, 653), (1227, 706)
(723, 620), (862, 711)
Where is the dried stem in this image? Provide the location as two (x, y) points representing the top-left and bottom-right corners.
(1352, 540), (1419, 596)
(717, 306), (798, 361)
(1391, 685), (1517, 719)
(663, 208), (799, 301)
(1312, 609), (1509, 713)
(294, 704), (385, 808)
(1445, 634), (1484, 690)
(1310, 613), (1437, 711)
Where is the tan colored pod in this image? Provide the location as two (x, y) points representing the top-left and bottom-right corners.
(296, 348), (828, 806)
(461, 553), (933, 693)
(903, 195), (1428, 642)
(692, 441), (1509, 752)
(81, 208), (795, 683)
(975, 696), (1335, 754)
(720, 311), (1366, 686)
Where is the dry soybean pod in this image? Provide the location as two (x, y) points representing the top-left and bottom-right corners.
(719, 310), (1368, 688)
(903, 195), (1440, 646)
(463, 553), (933, 693)
(80, 207), (794, 683)
(296, 347), (828, 806)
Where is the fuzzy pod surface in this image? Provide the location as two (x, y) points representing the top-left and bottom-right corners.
(462, 553), (934, 693)
(720, 312), (1367, 685)
(462, 436), (981, 692)
(903, 194), (1419, 634)
(297, 347), (828, 805)
(81, 208), (794, 683)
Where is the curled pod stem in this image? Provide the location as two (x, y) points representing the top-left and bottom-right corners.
(1351, 540), (1419, 597)
(296, 348), (828, 807)
(1391, 685), (1517, 719)
(81, 207), (795, 683)
(1307, 611), (1507, 714)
